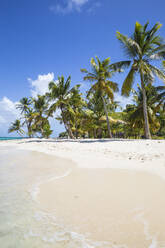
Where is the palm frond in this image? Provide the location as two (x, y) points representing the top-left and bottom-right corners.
(109, 61), (131, 71)
(104, 86), (114, 101)
(116, 31), (141, 58)
(83, 76), (97, 82)
(106, 81), (119, 92)
(121, 67), (136, 96)
(147, 64), (165, 81)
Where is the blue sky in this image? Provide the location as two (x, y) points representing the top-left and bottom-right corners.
(0, 0), (165, 137)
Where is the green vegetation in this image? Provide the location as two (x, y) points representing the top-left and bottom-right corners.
(9, 22), (165, 139)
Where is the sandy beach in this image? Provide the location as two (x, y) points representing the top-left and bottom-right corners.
(0, 138), (165, 177)
(0, 138), (165, 247)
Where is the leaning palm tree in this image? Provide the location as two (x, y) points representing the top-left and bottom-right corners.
(8, 120), (24, 137)
(69, 85), (86, 138)
(16, 97), (32, 137)
(81, 56), (120, 138)
(116, 22), (165, 139)
(47, 76), (76, 139)
(16, 97), (32, 114)
(32, 95), (50, 137)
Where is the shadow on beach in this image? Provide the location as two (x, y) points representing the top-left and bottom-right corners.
(18, 138), (135, 144)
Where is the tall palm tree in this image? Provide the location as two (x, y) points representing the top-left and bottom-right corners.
(8, 120), (24, 137)
(32, 95), (50, 137)
(16, 97), (32, 137)
(81, 56), (120, 138)
(16, 97), (32, 114)
(47, 76), (76, 139)
(69, 85), (86, 138)
(116, 22), (165, 139)
(125, 84), (165, 136)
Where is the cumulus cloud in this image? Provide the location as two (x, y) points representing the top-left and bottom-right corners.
(28, 73), (54, 98)
(28, 73), (64, 136)
(114, 93), (134, 110)
(0, 97), (20, 136)
(50, 0), (96, 14)
(0, 73), (58, 137)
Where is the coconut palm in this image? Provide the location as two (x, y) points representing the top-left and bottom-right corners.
(16, 97), (33, 137)
(47, 76), (78, 139)
(116, 22), (165, 138)
(69, 85), (86, 138)
(16, 97), (32, 114)
(32, 95), (51, 137)
(81, 56), (121, 138)
(125, 85), (165, 135)
(8, 120), (24, 137)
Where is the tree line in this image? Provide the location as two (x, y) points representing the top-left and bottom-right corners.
(9, 22), (165, 139)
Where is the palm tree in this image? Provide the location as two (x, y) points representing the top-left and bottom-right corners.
(8, 120), (24, 137)
(32, 95), (50, 137)
(125, 85), (165, 136)
(116, 22), (165, 139)
(81, 56), (120, 138)
(47, 76), (77, 139)
(16, 97), (32, 114)
(16, 97), (32, 137)
(69, 85), (86, 138)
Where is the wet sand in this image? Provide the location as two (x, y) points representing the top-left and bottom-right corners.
(1, 139), (165, 247)
(38, 168), (165, 248)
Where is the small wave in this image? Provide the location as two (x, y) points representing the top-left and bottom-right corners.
(133, 209), (158, 248)
(29, 169), (72, 202)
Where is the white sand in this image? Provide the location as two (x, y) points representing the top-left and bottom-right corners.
(38, 168), (165, 247)
(1, 138), (165, 247)
(0, 138), (165, 179)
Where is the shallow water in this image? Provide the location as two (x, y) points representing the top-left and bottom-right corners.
(0, 147), (113, 248)
(0, 137), (24, 141)
(0, 146), (165, 248)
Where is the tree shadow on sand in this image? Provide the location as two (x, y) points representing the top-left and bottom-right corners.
(19, 138), (135, 144)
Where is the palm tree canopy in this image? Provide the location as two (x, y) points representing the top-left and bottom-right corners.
(48, 75), (71, 101)
(116, 22), (165, 96)
(8, 120), (24, 136)
(47, 76), (73, 115)
(32, 95), (48, 115)
(16, 97), (32, 114)
(81, 56), (119, 102)
(47, 75), (82, 116)
(125, 84), (164, 132)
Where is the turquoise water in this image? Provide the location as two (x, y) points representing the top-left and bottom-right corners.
(0, 137), (25, 141)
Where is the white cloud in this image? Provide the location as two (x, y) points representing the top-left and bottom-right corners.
(28, 73), (54, 98)
(50, 0), (89, 14)
(0, 73), (66, 137)
(114, 93), (133, 110)
(0, 97), (20, 136)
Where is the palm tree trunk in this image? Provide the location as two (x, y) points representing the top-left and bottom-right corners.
(93, 129), (96, 138)
(101, 96), (112, 138)
(67, 122), (75, 139)
(61, 108), (75, 139)
(140, 72), (151, 139)
(75, 120), (78, 139)
(27, 121), (32, 138)
(40, 127), (44, 138)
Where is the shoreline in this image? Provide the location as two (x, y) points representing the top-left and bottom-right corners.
(0, 138), (165, 179)
(37, 167), (165, 247)
(0, 139), (165, 247)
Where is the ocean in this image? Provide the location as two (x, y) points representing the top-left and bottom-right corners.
(0, 137), (25, 141)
